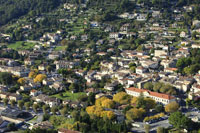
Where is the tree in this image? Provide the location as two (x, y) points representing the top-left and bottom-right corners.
(165, 101), (179, 113)
(144, 82), (153, 90)
(34, 74), (47, 83)
(7, 123), (17, 131)
(88, 92), (95, 105)
(10, 100), (16, 108)
(144, 97), (156, 110)
(18, 100), (24, 110)
(17, 78), (26, 85)
(33, 104), (39, 113)
(25, 102), (31, 111)
(42, 105), (49, 114)
(153, 82), (163, 92)
(0, 72), (13, 85)
(3, 98), (8, 106)
(51, 106), (58, 115)
(155, 104), (164, 113)
(144, 124), (150, 133)
(101, 99), (115, 109)
(169, 111), (191, 129)
(60, 107), (68, 116)
(157, 127), (164, 133)
(126, 108), (145, 121)
(28, 70), (38, 78)
(113, 92), (131, 105)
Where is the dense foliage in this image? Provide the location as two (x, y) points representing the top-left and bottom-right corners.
(0, 0), (67, 25)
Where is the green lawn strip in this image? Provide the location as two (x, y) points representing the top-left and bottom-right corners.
(57, 118), (75, 129)
(7, 41), (36, 50)
(50, 91), (86, 101)
(28, 116), (38, 123)
(54, 46), (68, 51)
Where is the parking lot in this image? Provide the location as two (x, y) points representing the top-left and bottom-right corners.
(131, 117), (172, 132)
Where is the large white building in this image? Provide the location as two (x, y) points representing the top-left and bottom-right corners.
(125, 87), (176, 105)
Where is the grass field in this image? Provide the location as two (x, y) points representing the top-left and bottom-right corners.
(51, 91), (86, 101)
(7, 41), (36, 50)
(54, 45), (68, 51)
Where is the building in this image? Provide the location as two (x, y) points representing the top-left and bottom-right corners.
(1, 108), (32, 124)
(125, 87), (176, 105)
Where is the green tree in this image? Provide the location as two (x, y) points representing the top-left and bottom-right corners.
(60, 107), (68, 116)
(144, 82), (154, 90)
(169, 111), (191, 129)
(144, 124), (150, 133)
(0, 72), (13, 85)
(25, 102), (31, 111)
(10, 100), (16, 108)
(7, 123), (17, 131)
(157, 127), (165, 133)
(3, 98), (8, 106)
(165, 101), (179, 113)
(33, 104), (39, 113)
(51, 106), (58, 115)
(42, 105), (49, 114)
(18, 100), (24, 110)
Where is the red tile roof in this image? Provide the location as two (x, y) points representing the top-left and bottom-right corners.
(126, 87), (175, 100)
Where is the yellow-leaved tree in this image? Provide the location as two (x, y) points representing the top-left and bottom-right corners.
(101, 99), (115, 109)
(86, 106), (115, 119)
(126, 108), (146, 121)
(28, 69), (38, 78)
(113, 92), (131, 105)
(95, 97), (108, 107)
(95, 97), (115, 109)
(34, 74), (47, 83)
(17, 78), (26, 85)
(101, 111), (115, 120)
(165, 101), (179, 113)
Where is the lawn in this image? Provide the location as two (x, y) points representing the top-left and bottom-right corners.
(51, 91), (86, 101)
(7, 41), (36, 50)
(54, 45), (68, 51)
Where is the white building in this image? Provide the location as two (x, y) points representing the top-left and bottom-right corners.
(125, 87), (176, 105)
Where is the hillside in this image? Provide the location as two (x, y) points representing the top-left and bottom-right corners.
(0, 0), (67, 26)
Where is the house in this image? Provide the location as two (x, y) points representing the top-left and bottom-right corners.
(180, 31), (186, 38)
(44, 97), (60, 107)
(70, 35), (77, 40)
(38, 63), (48, 71)
(48, 52), (61, 60)
(31, 121), (54, 130)
(81, 34), (88, 41)
(58, 128), (80, 133)
(136, 66), (148, 75)
(0, 85), (8, 92)
(164, 68), (178, 73)
(24, 58), (34, 66)
(125, 87), (176, 105)
(137, 14), (147, 21)
(20, 85), (31, 91)
(104, 82), (118, 91)
(29, 82), (41, 88)
(154, 50), (168, 57)
(54, 60), (79, 69)
(42, 78), (54, 86)
(140, 60), (158, 69)
(90, 21), (99, 27)
(191, 84), (200, 93)
(30, 89), (42, 97)
(160, 59), (177, 68)
(49, 82), (64, 92)
(109, 32), (120, 39)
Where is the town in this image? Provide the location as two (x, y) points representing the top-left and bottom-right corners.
(0, 0), (200, 132)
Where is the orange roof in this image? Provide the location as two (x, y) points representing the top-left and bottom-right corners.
(126, 87), (175, 100)
(165, 68), (177, 71)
